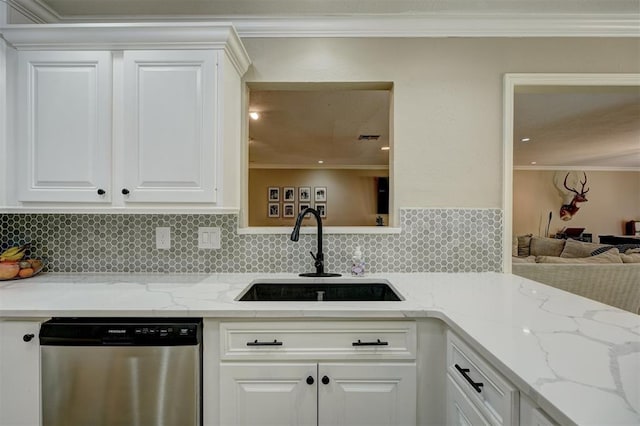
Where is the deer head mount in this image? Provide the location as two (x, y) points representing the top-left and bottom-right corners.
(554, 171), (590, 221)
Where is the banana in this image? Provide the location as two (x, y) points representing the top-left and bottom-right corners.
(0, 246), (22, 257)
(0, 244), (30, 262)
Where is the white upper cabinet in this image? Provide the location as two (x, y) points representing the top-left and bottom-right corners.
(16, 51), (112, 203)
(2, 24), (250, 209)
(123, 50), (218, 203)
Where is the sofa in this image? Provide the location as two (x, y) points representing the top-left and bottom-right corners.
(512, 236), (640, 314)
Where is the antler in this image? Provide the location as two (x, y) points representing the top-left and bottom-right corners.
(563, 172), (590, 196)
(579, 172), (590, 195)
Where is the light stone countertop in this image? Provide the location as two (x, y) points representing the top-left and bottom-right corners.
(1, 272), (639, 426)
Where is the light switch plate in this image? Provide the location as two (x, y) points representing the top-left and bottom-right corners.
(156, 227), (171, 250)
(198, 227), (221, 249)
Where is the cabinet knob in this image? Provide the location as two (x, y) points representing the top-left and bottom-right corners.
(306, 376), (314, 385)
(321, 375), (330, 385)
(97, 188), (106, 195)
(121, 188), (130, 195)
(23, 334), (35, 342)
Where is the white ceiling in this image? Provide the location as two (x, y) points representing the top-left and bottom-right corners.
(249, 85), (640, 170)
(249, 89), (390, 168)
(514, 86), (640, 169)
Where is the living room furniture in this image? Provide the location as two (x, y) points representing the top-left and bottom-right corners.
(599, 235), (640, 244)
(512, 236), (640, 314)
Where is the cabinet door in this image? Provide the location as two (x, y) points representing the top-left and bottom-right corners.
(123, 50), (218, 203)
(0, 320), (43, 426)
(446, 374), (491, 426)
(520, 393), (557, 426)
(318, 362), (416, 426)
(17, 51), (112, 202)
(220, 362), (317, 426)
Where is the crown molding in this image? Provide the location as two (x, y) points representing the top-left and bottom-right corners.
(514, 165), (640, 172)
(7, 6), (639, 38)
(5, 0), (59, 24)
(231, 14), (640, 38)
(0, 22), (251, 74)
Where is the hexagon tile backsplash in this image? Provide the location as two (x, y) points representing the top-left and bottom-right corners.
(0, 208), (503, 273)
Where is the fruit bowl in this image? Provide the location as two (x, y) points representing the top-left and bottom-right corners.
(0, 258), (44, 281)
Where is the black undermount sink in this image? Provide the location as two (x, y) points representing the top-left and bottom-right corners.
(237, 279), (403, 302)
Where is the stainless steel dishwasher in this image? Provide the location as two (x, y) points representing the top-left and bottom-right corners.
(40, 317), (202, 426)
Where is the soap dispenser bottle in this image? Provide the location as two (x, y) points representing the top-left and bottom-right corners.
(351, 246), (365, 276)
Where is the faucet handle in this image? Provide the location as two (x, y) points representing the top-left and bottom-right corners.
(309, 251), (317, 260)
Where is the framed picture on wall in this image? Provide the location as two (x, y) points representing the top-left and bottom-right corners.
(268, 203), (280, 217)
(283, 203), (295, 218)
(314, 187), (327, 202)
(299, 187), (311, 202)
(315, 203), (326, 218)
(268, 187), (280, 202)
(299, 203), (310, 213)
(284, 187), (295, 202)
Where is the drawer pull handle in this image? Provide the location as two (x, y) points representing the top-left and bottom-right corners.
(352, 339), (389, 346)
(246, 339), (283, 346)
(23, 334), (35, 342)
(306, 376), (314, 385)
(455, 364), (484, 393)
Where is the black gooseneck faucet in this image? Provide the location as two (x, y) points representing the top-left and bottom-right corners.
(290, 207), (341, 277)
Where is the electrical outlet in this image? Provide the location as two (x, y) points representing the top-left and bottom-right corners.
(156, 227), (171, 250)
(198, 227), (221, 249)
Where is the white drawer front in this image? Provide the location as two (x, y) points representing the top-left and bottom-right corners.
(221, 321), (417, 360)
(447, 374), (492, 426)
(447, 331), (518, 425)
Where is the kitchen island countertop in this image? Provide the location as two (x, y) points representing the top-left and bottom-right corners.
(1, 272), (639, 425)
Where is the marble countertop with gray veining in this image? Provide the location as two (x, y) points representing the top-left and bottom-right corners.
(1, 272), (638, 425)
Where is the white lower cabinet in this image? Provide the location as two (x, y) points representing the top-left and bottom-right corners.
(520, 393), (558, 426)
(0, 319), (46, 426)
(219, 321), (417, 426)
(446, 330), (518, 426)
(447, 374), (491, 426)
(318, 362), (416, 426)
(220, 361), (416, 426)
(220, 362), (317, 426)
(446, 330), (560, 426)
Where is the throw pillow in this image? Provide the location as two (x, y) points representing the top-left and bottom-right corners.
(560, 239), (613, 258)
(536, 248), (622, 264)
(530, 237), (565, 257)
(517, 234), (533, 257)
(620, 253), (640, 263)
(619, 245), (640, 254)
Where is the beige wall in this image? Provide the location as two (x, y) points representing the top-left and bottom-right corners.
(242, 38), (640, 213)
(513, 170), (640, 238)
(249, 169), (388, 226)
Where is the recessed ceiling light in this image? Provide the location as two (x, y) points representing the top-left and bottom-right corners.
(521, 137), (531, 142)
(249, 112), (260, 120)
(381, 146), (390, 151)
(530, 161), (537, 165)
(318, 160), (324, 164)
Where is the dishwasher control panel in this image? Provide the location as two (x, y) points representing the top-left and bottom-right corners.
(40, 317), (201, 346)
